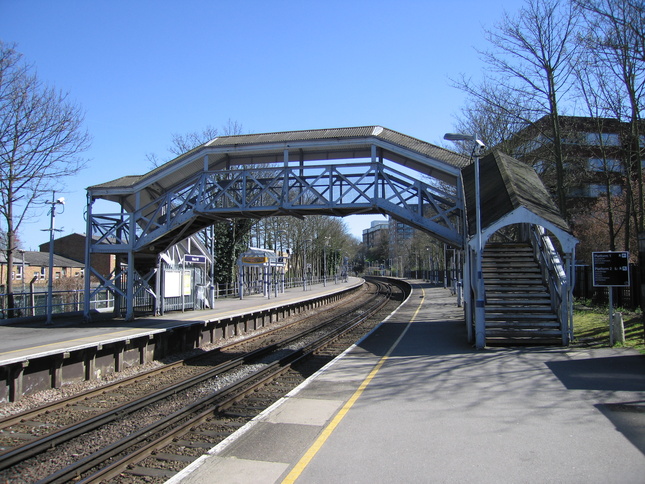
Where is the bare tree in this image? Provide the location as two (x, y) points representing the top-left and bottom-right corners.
(146, 121), (257, 287)
(575, 0), (645, 246)
(451, 83), (534, 154)
(453, 0), (580, 219)
(0, 42), (89, 316)
(147, 119), (244, 168)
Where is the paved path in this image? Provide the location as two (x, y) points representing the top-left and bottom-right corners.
(0, 278), (362, 365)
(173, 282), (645, 484)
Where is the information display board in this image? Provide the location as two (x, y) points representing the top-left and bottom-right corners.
(592, 251), (630, 287)
(184, 255), (206, 264)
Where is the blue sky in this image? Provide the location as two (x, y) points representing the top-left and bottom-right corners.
(1, 0), (525, 249)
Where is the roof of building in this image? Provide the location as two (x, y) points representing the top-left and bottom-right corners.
(462, 150), (572, 237)
(87, 126), (469, 210)
(1, 251), (84, 268)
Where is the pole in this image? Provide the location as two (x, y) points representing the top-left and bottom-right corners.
(46, 192), (57, 324)
(474, 148), (486, 349)
(303, 240), (309, 291)
(609, 286), (614, 346)
(323, 244), (327, 287)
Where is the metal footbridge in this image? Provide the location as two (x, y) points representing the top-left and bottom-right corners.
(84, 126), (577, 348)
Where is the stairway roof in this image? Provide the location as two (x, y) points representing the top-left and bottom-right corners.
(462, 150), (572, 238)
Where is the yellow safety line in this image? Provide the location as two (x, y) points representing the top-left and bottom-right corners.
(281, 286), (426, 484)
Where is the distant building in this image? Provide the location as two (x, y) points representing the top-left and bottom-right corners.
(388, 219), (414, 247)
(507, 115), (645, 209)
(362, 220), (389, 248)
(0, 250), (84, 288)
(38, 233), (116, 280)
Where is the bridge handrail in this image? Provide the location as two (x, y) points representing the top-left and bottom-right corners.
(89, 161), (462, 252)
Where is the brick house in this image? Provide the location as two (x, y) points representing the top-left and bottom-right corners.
(0, 251), (84, 288)
(38, 233), (116, 281)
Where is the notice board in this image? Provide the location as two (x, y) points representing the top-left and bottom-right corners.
(592, 251), (630, 287)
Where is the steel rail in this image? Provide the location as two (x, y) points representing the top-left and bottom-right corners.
(39, 281), (395, 484)
(0, 289), (372, 472)
(0, 282), (377, 477)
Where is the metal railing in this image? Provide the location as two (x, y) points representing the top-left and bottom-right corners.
(529, 225), (570, 344)
(1, 274), (346, 321)
(0, 288), (115, 320)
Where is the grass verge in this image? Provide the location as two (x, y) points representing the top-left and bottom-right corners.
(573, 302), (644, 352)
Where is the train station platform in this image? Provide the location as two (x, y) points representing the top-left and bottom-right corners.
(0, 278), (363, 368)
(171, 281), (645, 484)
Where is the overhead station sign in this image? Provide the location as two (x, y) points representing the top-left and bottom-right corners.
(242, 256), (268, 264)
(184, 255), (207, 264)
(592, 251), (630, 287)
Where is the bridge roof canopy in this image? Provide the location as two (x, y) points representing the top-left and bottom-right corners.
(463, 150), (576, 252)
(88, 126), (469, 208)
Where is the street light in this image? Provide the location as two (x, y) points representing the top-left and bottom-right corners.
(303, 239), (312, 291)
(43, 192), (65, 325)
(444, 133), (486, 349)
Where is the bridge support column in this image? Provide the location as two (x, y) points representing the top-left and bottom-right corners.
(83, 195), (93, 321)
(474, 253), (486, 349)
(125, 249), (134, 321)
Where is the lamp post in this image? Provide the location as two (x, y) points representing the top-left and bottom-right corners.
(276, 230), (286, 292)
(43, 191), (65, 325)
(444, 133), (486, 349)
(303, 239), (312, 291)
(323, 237), (330, 287)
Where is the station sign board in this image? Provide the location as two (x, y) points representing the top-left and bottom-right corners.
(592, 251), (630, 287)
(242, 256), (268, 264)
(184, 255), (207, 264)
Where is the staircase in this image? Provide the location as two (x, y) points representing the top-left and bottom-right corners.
(482, 243), (562, 345)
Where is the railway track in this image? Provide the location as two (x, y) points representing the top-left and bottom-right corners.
(0, 279), (406, 483)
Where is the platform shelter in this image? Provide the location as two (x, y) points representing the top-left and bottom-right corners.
(237, 248), (286, 299)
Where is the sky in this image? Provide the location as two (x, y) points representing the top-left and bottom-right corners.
(1, 0), (526, 250)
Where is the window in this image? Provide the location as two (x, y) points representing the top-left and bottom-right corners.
(585, 132), (621, 147)
(588, 158), (623, 173)
(533, 159), (548, 175)
(514, 135), (548, 155)
(567, 184), (622, 197)
(588, 184), (622, 197)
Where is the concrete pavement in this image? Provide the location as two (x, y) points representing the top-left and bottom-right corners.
(172, 281), (645, 484)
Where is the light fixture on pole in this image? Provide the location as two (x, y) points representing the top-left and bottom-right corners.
(444, 133), (486, 349)
(43, 192), (65, 325)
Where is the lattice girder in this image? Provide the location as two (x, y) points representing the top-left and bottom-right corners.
(89, 161), (463, 253)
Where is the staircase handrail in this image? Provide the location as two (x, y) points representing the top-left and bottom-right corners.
(529, 225), (569, 344)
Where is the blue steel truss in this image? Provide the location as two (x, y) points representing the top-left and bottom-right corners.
(84, 126), (472, 323)
(89, 162), (463, 254)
